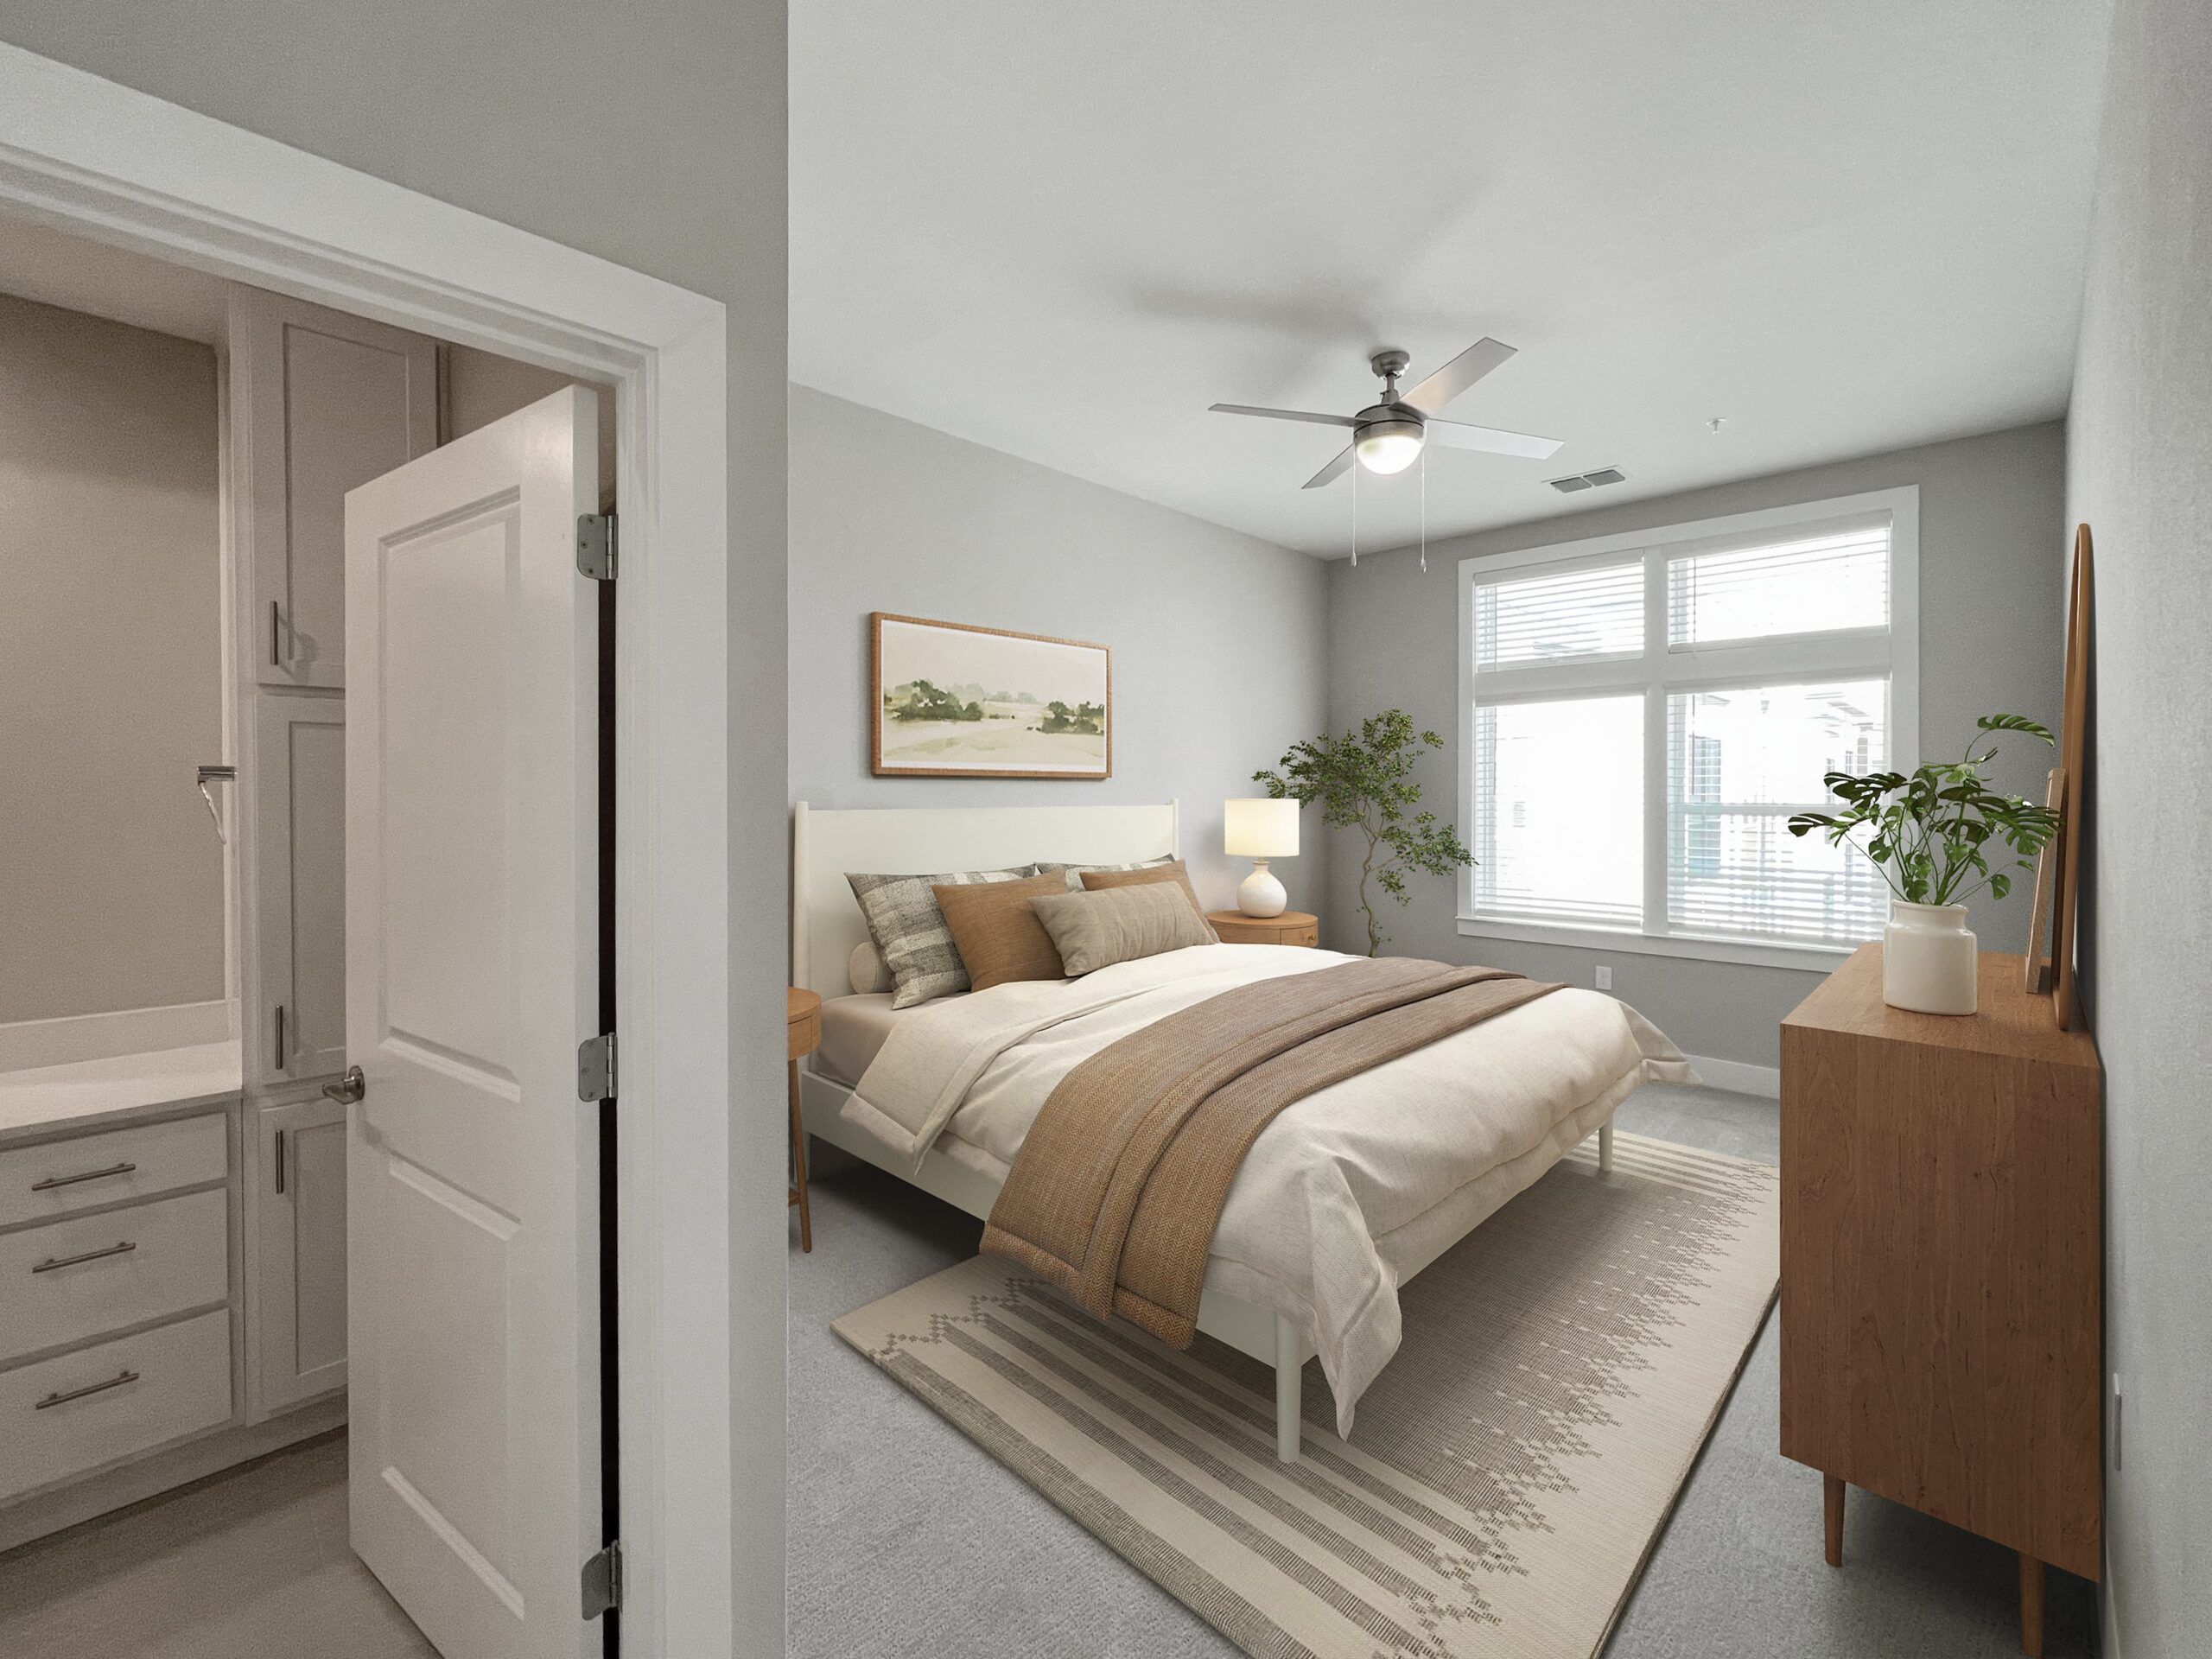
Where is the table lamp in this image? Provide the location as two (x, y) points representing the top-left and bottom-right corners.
(1224, 797), (1300, 918)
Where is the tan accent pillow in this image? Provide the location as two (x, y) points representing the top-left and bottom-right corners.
(1078, 859), (1216, 935)
(847, 940), (893, 995)
(932, 871), (1071, 992)
(1031, 881), (1218, 976)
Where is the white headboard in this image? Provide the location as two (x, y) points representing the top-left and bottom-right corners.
(791, 800), (1180, 998)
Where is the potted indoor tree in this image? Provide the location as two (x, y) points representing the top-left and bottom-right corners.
(1787, 713), (2060, 1014)
(1253, 710), (1474, 957)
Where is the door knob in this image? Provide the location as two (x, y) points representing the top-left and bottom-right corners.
(322, 1066), (365, 1104)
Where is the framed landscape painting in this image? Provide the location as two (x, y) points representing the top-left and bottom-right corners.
(871, 613), (1112, 779)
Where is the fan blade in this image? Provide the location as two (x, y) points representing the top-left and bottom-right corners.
(1301, 446), (1354, 489)
(1422, 418), (1564, 461)
(1403, 338), (1516, 415)
(1210, 403), (1356, 429)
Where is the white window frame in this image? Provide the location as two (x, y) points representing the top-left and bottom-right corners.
(1456, 486), (1919, 972)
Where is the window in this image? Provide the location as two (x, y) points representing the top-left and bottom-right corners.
(1457, 489), (1916, 969)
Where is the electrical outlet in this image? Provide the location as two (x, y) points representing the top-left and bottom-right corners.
(1595, 965), (1613, 991)
(2113, 1372), (2124, 1471)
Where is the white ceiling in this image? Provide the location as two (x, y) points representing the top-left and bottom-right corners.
(792, 1), (2112, 557)
(0, 212), (230, 346)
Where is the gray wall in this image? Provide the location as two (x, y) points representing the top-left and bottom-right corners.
(1327, 422), (2067, 1068)
(789, 386), (1329, 914)
(0, 293), (223, 1024)
(2063, 0), (2212, 1649)
(0, 0), (790, 1630)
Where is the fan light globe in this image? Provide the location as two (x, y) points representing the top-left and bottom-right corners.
(1355, 420), (1423, 475)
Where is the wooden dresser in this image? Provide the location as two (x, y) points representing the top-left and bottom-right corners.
(1780, 945), (2101, 1656)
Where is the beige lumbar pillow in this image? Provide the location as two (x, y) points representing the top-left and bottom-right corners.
(848, 940), (893, 995)
(932, 870), (1071, 992)
(1030, 880), (1217, 977)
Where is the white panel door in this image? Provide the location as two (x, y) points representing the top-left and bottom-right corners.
(253, 1096), (349, 1412)
(344, 387), (601, 1659)
(232, 287), (438, 690)
(252, 695), (348, 1087)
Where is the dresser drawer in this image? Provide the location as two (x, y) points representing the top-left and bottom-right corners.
(0, 1189), (230, 1365)
(0, 1309), (232, 1501)
(0, 1113), (228, 1230)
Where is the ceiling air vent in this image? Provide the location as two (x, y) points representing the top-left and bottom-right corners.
(1547, 467), (1628, 493)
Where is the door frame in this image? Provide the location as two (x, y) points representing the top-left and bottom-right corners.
(0, 42), (733, 1656)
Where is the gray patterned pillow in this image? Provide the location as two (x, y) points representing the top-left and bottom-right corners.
(846, 866), (1036, 1008)
(1033, 855), (1176, 892)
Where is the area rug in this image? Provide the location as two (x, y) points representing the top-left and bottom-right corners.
(831, 1133), (1779, 1659)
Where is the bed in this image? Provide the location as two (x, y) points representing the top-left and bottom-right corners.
(792, 799), (1693, 1459)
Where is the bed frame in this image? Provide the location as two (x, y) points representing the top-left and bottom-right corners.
(790, 798), (1612, 1460)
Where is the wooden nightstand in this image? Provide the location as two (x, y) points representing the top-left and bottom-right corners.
(1205, 910), (1319, 948)
(787, 988), (822, 1252)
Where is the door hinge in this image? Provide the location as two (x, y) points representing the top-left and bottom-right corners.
(581, 1539), (624, 1619)
(577, 512), (618, 581)
(578, 1033), (617, 1102)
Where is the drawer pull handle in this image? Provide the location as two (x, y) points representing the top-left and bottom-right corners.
(29, 1161), (137, 1193)
(31, 1240), (137, 1274)
(35, 1369), (141, 1410)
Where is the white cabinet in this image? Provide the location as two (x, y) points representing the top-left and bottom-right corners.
(228, 288), (436, 691)
(251, 696), (347, 1087)
(251, 1097), (347, 1411)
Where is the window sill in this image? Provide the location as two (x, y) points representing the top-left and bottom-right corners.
(1454, 916), (1857, 974)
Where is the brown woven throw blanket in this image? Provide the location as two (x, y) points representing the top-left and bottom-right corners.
(980, 957), (1561, 1346)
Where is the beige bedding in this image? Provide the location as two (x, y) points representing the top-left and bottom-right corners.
(842, 943), (1694, 1431)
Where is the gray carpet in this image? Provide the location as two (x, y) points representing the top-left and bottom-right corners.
(788, 1083), (2098, 1657)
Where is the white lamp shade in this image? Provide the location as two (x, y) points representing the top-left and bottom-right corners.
(1224, 797), (1300, 859)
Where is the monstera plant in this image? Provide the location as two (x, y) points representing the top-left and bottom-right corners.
(1254, 710), (1473, 956)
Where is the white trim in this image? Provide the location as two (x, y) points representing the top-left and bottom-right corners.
(1457, 486), (1919, 971)
(1680, 1053), (1782, 1100)
(0, 44), (732, 1652)
(0, 1000), (238, 1073)
(1454, 916), (1851, 974)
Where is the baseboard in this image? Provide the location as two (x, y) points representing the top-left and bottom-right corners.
(0, 1392), (345, 1554)
(1680, 1053), (1781, 1100)
(0, 1000), (238, 1073)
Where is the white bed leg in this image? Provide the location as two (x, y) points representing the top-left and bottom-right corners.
(1599, 1118), (1616, 1174)
(1274, 1313), (1302, 1463)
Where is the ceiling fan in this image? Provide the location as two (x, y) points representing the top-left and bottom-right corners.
(1210, 340), (1564, 490)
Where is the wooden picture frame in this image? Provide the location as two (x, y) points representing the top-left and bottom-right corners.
(870, 613), (1113, 780)
(2047, 525), (2093, 1027)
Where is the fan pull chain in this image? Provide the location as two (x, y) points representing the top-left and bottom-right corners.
(1351, 450), (1359, 566)
(1420, 444), (1428, 573)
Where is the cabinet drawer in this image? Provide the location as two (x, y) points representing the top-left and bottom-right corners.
(0, 1189), (229, 1365)
(0, 1309), (232, 1502)
(0, 1114), (228, 1230)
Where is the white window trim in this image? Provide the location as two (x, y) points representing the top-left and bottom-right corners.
(1455, 486), (1919, 971)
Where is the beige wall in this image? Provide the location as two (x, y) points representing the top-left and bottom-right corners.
(0, 291), (224, 1025)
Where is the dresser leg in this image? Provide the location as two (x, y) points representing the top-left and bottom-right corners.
(788, 1059), (812, 1253)
(1823, 1474), (1844, 1567)
(2018, 1553), (2044, 1658)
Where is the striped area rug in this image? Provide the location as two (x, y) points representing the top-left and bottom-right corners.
(831, 1134), (1779, 1658)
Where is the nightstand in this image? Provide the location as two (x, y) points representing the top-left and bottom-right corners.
(1205, 910), (1319, 948)
(787, 987), (821, 1252)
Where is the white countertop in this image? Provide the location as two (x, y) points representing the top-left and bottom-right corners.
(0, 1042), (242, 1140)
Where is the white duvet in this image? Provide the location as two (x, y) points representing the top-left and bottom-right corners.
(842, 943), (1693, 1432)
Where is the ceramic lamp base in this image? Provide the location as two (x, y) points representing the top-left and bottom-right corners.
(1237, 861), (1287, 918)
(1883, 900), (1978, 1014)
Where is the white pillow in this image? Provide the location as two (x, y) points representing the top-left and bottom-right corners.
(848, 940), (893, 995)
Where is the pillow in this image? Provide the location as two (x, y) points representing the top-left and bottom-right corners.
(932, 871), (1071, 992)
(847, 940), (893, 996)
(1031, 881), (1218, 976)
(1078, 859), (1216, 934)
(1033, 855), (1176, 892)
(846, 865), (1036, 1008)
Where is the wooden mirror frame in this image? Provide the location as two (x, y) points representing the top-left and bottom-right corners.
(2047, 525), (2092, 1027)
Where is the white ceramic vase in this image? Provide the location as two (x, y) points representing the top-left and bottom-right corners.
(1883, 899), (1978, 1014)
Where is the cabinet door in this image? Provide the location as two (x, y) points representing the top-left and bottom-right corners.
(253, 1096), (347, 1412)
(253, 695), (346, 1086)
(230, 288), (436, 690)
